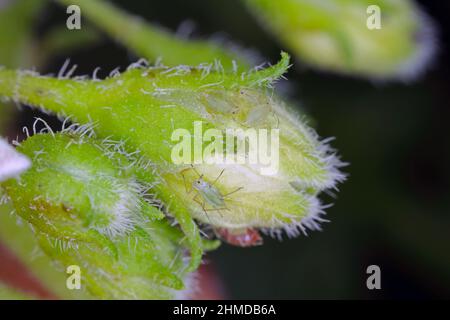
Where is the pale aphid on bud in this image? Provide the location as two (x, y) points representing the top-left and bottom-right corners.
(1, 127), (163, 243)
(0, 138), (31, 182)
(179, 165), (264, 247)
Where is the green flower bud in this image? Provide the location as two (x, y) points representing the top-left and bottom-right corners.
(162, 87), (346, 239)
(56, 0), (250, 71)
(0, 137), (31, 182)
(245, 0), (436, 80)
(1, 131), (193, 299)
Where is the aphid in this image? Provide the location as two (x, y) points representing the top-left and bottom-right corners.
(214, 227), (263, 247)
(199, 89), (279, 129)
(180, 165), (242, 218)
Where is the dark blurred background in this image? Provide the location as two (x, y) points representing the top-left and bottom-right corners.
(3, 0), (450, 299)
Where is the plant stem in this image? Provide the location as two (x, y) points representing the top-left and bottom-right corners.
(56, 0), (250, 70)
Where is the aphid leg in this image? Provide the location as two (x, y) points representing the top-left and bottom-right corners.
(212, 169), (225, 186)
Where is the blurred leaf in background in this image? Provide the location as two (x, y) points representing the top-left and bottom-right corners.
(245, 0), (437, 80)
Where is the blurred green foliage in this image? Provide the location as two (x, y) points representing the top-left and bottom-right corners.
(0, 0), (448, 299)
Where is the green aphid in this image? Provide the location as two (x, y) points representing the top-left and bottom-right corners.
(245, 0), (437, 80)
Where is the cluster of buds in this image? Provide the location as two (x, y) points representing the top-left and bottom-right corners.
(245, 0), (436, 80)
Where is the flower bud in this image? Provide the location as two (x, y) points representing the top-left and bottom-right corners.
(0, 137), (30, 182)
(56, 0), (250, 71)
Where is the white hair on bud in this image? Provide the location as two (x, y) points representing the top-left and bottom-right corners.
(60, 120), (99, 147)
(0, 138), (31, 182)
